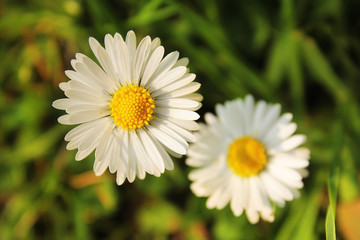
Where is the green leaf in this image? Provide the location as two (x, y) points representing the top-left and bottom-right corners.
(325, 122), (343, 240)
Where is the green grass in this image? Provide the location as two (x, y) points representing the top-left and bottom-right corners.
(1, 0), (360, 239)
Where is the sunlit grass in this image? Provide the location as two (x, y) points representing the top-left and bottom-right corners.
(0, 0), (359, 239)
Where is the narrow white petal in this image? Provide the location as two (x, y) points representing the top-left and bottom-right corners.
(94, 125), (113, 162)
(270, 155), (309, 169)
(155, 107), (200, 121)
(149, 119), (189, 150)
(147, 125), (186, 155)
(155, 98), (200, 109)
(146, 51), (179, 88)
(181, 93), (203, 102)
(280, 135), (307, 151)
(59, 82), (70, 91)
(58, 115), (72, 125)
(129, 131), (154, 174)
(96, 45), (117, 79)
(68, 110), (109, 124)
(257, 104), (282, 138)
(155, 117), (196, 142)
(246, 209), (260, 224)
(52, 98), (79, 110)
(77, 53), (117, 92)
(138, 129), (165, 173)
(172, 57), (189, 68)
(150, 73), (196, 98)
(145, 128), (174, 170)
(127, 132), (137, 183)
(168, 118), (199, 131)
(125, 30), (137, 61)
(109, 134), (121, 174)
(114, 33), (131, 85)
(156, 82), (201, 99)
(65, 89), (110, 104)
(260, 172), (294, 201)
(230, 177), (245, 216)
(252, 100), (267, 133)
(141, 46), (165, 87)
(149, 66), (187, 92)
(150, 37), (161, 53)
(132, 36), (151, 84)
(243, 95), (255, 134)
(116, 172), (126, 185)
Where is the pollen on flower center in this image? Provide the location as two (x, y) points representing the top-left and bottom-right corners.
(227, 136), (267, 177)
(109, 84), (155, 130)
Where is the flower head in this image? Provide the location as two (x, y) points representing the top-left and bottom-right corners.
(186, 96), (309, 223)
(53, 31), (202, 185)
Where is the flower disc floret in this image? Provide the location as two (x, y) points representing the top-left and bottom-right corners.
(227, 136), (267, 177)
(110, 84), (155, 130)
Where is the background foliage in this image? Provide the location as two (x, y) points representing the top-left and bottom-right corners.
(1, 0), (360, 239)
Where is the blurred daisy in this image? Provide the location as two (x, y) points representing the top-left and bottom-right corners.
(186, 96), (309, 223)
(53, 31), (202, 185)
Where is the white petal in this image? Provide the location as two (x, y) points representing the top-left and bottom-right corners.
(149, 66), (187, 92)
(66, 103), (108, 115)
(168, 118), (199, 131)
(77, 120), (109, 152)
(280, 135), (307, 151)
(252, 100), (267, 133)
(260, 172), (293, 201)
(140, 46), (164, 87)
(146, 125), (186, 155)
(129, 131), (154, 174)
(156, 82), (201, 99)
(257, 104), (281, 138)
(132, 36), (151, 84)
(93, 130), (113, 176)
(145, 128), (174, 170)
(138, 129), (165, 173)
(77, 53), (117, 92)
(230, 177), (245, 216)
(89, 37), (116, 79)
(120, 131), (135, 183)
(243, 95), (255, 134)
(155, 107), (200, 120)
(246, 209), (260, 224)
(125, 30), (137, 61)
(150, 37), (161, 53)
(150, 73), (196, 98)
(156, 117), (196, 142)
(270, 155), (309, 169)
(155, 98), (200, 109)
(150, 119), (189, 150)
(95, 45), (117, 79)
(181, 93), (203, 102)
(116, 172), (126, 185)
(52, 98), (79, 110)
(58, 115), (72, 125)
(65, 89), (110, 104)
(68, 111), (109, 124)
(108, 133), (122, 174)
(145, 51), (179, 88)
(59, 82), (70, 91)
(172, 57), (189, 68)
(114, 33), (131, 85)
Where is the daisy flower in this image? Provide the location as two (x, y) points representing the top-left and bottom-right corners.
(186, 96), (309, 223)
(53, 31), (202, 185)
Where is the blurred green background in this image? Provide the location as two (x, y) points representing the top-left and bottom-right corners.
(1, 0), (360, 239)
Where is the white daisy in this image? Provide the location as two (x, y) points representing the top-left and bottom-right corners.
(186, 96), (309, 223)
(53, 30), (202, 185)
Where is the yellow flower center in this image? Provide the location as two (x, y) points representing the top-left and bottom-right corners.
(227, 136), (267, 177)
(109, 84), (155, 130)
